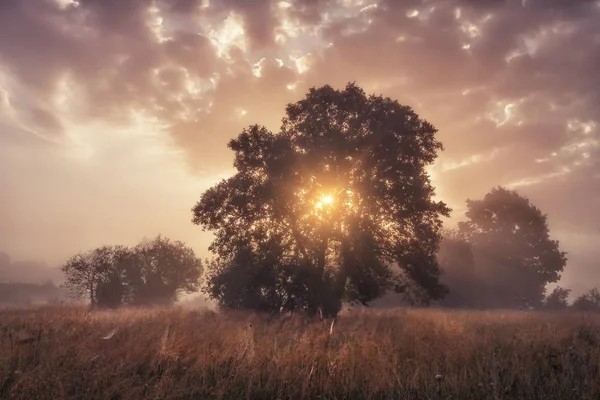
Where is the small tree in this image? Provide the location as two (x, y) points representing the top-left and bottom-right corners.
(94, 246), (138, 308)
(62, 245), (138, 308)
(129, 235), (203, 306)
(459, 187), (567, 308)
(543, 286), (571, 310)
(61, 247), (113, 308)
(572, 288), (600, 312)
(62, 254), (93, 304)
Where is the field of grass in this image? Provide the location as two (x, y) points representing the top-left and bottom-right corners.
(1, 306), (600, 400)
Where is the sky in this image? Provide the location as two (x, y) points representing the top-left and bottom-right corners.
(0, 0), (599, 293)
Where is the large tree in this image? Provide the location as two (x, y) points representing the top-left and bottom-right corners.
(193, 83), (450, 316)
(458, 187), (567, 308)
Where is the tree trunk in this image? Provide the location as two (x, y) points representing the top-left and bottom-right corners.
(323, 239), (350, 317)
(89, 281), (97, 309)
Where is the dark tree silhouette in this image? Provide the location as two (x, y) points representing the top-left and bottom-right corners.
(61, 237), (202, 308)
(572, 288), (600, 312)
(193, 82), (450, 316)
(62, 245), (139, 308)
(543, 286), (571, 310)
(93, 246), (133, 308)
(458, 187), (567, 308)
(129, 235), (203, 306)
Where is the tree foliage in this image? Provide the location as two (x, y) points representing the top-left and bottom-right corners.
(543, 286), (571, 310)
(458, 187), (567, 308)
(572, 288), (600, 312)
(193, 83), (450, 316)
(129, 236), (203, 306)
(61, 236), (202, 308)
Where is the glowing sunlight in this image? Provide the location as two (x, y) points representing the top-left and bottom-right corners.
(315, 194), (334, 209)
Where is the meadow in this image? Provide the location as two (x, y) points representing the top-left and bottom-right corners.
(1, 306), (599, 400)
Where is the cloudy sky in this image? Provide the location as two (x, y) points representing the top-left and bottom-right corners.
(1, 0), (598, 292)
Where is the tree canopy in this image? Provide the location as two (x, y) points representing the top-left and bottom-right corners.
(458, 187), (567, 308)
(572, 288), (600, 312)
(61, 235), (202, 308)
(543, 286), (571, 310)
(192, 82), (450, 316)
(129, 236), (203, 306)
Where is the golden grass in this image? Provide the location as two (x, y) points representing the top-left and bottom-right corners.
(1, 306), (600, 399)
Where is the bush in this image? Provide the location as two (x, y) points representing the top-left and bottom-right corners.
(572, 288), (600, 312)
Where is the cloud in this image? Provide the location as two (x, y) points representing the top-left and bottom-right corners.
(294, 0), (600, 229)
(0, 0), (220, 132)
(170, 55), (300, 172)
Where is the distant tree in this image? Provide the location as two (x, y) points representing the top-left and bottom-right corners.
(458, 187), (567, 309)
(572, 288), (600, 312)
(62, 245), (132, 308)
(61, 237), (202, 308)
(0, 282), (62, 305)
(0, 251), (10, 267)
(129, 235), (203, 306)
(0, 251), (61, 284)
(193, 82), (450, 316)
(543, 286), (571, 310)
(437, 230), (477, 308)
(94, 246), (135, 308)
(62, 250), (101, 307)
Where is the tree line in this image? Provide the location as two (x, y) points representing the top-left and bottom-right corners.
(61, 236), (202, 308)
(60, 82), (596, 314)
(0, 281), (63, 306)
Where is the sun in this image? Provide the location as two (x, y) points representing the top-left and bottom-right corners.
(316, 194), (334, 209)
(321, 195), (334, 205)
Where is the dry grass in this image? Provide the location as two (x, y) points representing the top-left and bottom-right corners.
(1, 306), (600, 399)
